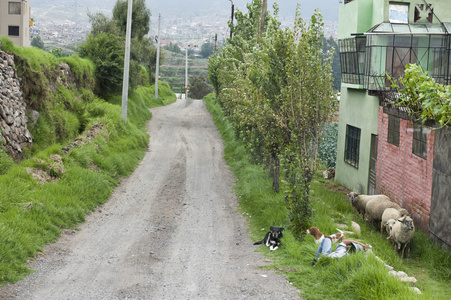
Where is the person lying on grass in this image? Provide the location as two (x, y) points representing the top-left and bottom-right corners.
(311, 239), (371, 266)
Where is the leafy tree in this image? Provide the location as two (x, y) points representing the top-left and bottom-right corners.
(207, 1), (337, 237)
(84, 1), (159, 92)
(87, 11), (121, 37)
(390, 64), (451, 127)
(322, 36), (341, 91)
(200, 42), (214, 58)
(189, 75), (212, 99)
(31, 35), (44, 49)
(113, 0), (150, 41)
(78, 33), (125, 98)
(164, 42), (182, 54)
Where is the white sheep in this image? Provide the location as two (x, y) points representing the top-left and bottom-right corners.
(387, 215), (415, 258)
(346, 192), (389, 222)
(365, 196), (401, 229)
(384, 218), (397, 236)
(380, 207), (409, 234)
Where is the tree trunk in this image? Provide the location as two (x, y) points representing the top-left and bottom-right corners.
(272, 152), (280, 192)
(260, 0), (268, 37)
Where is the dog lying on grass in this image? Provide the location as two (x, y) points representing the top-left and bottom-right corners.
(306, 227), (345, 244)
(253, 226), (285, 251)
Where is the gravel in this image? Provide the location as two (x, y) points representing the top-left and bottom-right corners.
(0, 99), (301, 300)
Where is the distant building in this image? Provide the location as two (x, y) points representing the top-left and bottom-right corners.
(0, 0), (32, 47)
(336, 0), (451, 249)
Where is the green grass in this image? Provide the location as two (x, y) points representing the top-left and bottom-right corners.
(0, 78), (175, 285)
(204, 93), (451, 300)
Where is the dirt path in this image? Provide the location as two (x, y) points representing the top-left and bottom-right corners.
(0, 99), (301, 299)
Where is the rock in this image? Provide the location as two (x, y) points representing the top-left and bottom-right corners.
(351, 221), (361, 234)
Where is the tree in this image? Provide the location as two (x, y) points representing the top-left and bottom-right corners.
(113, 0), (150, 41)
(207, 1), (337, 237)
(164, 42), (182, 54)
(31, 36), (44, 49)
(200, 42), (214, 58)
(84, 1), (159, 91)
(322, 36), (341, 91)
(87, 11), (121, 37)
(78, 33), (125, 98)
(390, 64), (451, 127)
(189, 75), (212, 99)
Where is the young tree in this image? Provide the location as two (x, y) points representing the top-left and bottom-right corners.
(200, 42), (214, 58)
(189, 75), (212, 99)
(78, 33), (125, 98)
(31, 36), (44, 49)
(112, 0), (150, 41)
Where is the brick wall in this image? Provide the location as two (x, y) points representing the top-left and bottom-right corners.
(376, 107), (434, 232)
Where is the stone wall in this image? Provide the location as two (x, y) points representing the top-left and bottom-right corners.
(0, 50), (32, 159)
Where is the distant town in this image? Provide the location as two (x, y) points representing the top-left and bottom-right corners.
(30, 7), (338, 52)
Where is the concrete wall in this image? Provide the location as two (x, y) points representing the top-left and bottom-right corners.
(335, 87), (379, 193)
(430, 127), (451, 250)
(376, 107), (435, 233)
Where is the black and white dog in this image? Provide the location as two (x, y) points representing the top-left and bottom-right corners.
(253, 226), (285, 251)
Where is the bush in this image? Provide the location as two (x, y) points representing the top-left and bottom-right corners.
(318, 123), (338, 168)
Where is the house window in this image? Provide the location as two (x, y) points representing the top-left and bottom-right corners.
(389, 4), (409, 23)
(412, 123), (427, 159)
(8, 2), (21, 14)
(387, 115), (400, 146)
(345, 125), (361, 168)
(8, 26), (20, 36)
(339, 37), (366, 84)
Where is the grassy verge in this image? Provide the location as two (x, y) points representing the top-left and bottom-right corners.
(204, 93), (451, 300)
(0, 79), (175, 285)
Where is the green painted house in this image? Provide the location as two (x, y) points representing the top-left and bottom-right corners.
(335, 0), (451, 195)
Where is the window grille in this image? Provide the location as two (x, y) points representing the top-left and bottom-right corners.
(387, 115), (400, 146)
(345, 125), (361, 168)
(8, 2), (21, 14)
(412, 123), (427, 159)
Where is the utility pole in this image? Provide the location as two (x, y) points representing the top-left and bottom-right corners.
(185, 47), (188, 99)
(229, 1), (234, 39)
(214, 33), (217, 53)
(154, 13), (161, 99)
(121, 0), (133, 122)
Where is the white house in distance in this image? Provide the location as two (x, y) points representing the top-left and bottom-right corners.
(0, 0), (32, 47)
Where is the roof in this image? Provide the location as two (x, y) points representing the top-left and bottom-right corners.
(364, 22), (451, 35)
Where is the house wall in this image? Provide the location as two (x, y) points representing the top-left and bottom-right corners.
(376, 107), (435, 232)
(335, 87), (379, 193)
(0, 0), (31, 47)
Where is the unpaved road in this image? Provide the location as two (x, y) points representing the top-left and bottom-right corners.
(0, 99), (301, 299)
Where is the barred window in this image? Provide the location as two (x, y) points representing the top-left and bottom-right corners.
(339, 37), (366, 85)
(387, 115), (400, 146)
(8, 2), (21, 14)
(8, 26), (20, 36)
(345, 125), (361, 168)
(412, 123), (427, 159)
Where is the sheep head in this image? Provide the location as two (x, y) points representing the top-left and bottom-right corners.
(398, 215), (414, 231)
(347, 192), (359, 204)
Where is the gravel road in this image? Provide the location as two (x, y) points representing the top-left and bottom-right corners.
(0, 99), (301, 300)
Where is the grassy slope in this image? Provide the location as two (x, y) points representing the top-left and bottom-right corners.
(0, 38), (176, 284)
(204, 93), (451, 300)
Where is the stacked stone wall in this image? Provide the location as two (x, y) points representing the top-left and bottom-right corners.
(0, 50), (32, 159)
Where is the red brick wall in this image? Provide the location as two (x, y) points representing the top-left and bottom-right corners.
(376, 107), (435, 232)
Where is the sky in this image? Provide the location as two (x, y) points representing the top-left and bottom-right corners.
(147, 0), (341, 22)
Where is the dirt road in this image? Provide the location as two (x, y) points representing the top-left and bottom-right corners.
(1, 99), (301, 299)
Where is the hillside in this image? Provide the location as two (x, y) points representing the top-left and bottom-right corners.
(159, 49), (209, 92)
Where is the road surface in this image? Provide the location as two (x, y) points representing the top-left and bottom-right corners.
(0, 99), (301, 299)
